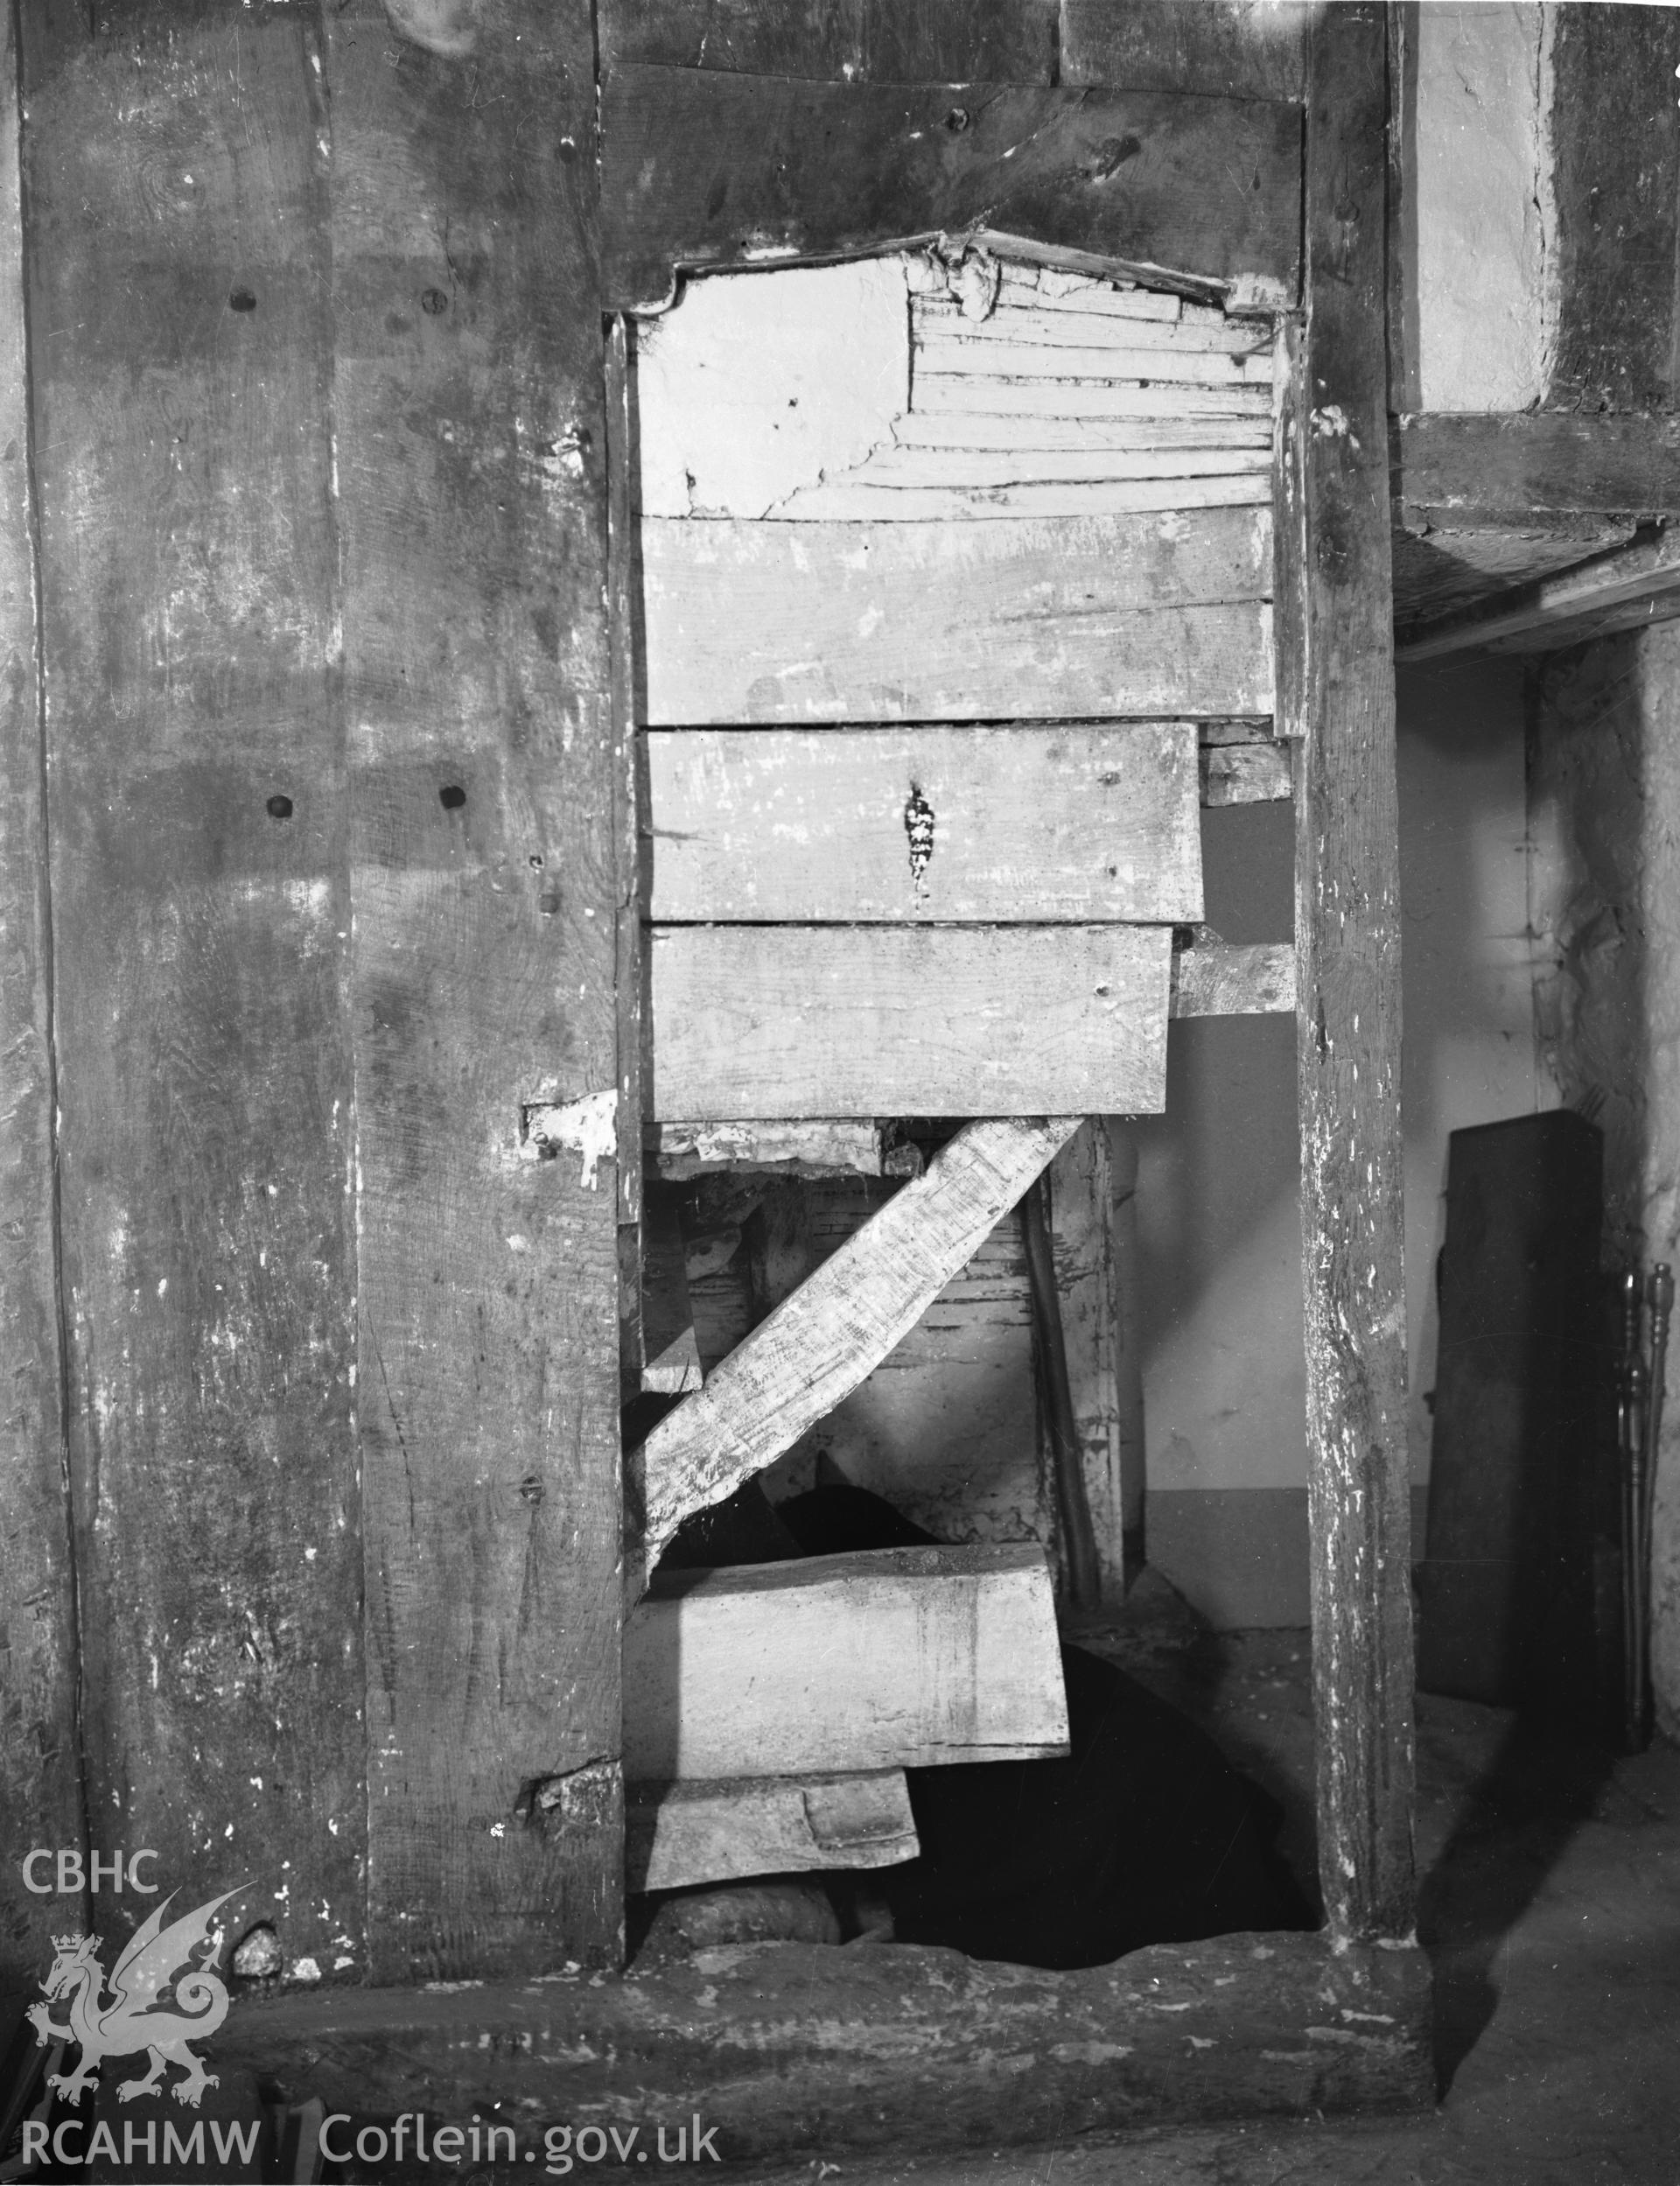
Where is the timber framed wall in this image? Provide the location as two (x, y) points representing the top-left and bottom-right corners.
(2, 0), (1420, 2112)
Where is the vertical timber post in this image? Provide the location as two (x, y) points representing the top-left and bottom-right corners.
(0, 2), (82, 2007)
(327, 0), (624, 1979)
(1295, 4), (1417, 1941)
(19, 0), (367, 1976)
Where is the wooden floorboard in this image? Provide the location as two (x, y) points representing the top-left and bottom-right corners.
(641, 511), (1275, 725)
(645, 926), (1172, 1119)
(643, 724), (1202, 924)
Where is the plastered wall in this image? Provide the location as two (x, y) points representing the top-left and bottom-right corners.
(1142, 661), (1541, 1624)
(1397, 1), (1555, 412)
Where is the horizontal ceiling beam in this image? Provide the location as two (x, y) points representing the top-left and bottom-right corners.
(1394, 526), (1680, 663)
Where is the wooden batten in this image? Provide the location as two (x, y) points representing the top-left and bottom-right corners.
(626, 1770), (920, 1894)
(641, 514), (1275, 725)
(627, 1117), (1080, 1580)
(1172, 942), (1297, 1019)
(643, 724), (1202, 924)
(645, 926), (1171, 1120)
(621, 1545), (1069, 1779)
(1200, 740), (1292, 805)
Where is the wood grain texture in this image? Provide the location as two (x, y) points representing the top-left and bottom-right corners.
(1548, 4), (1680, 414)
(626, 1769), (919, 1894)
(648, 1118), (887, 1179)
(622, 1545), (1069, 1778)
(326, 0), (622, 1979)
(219, 1931), (1432, 2148)
(1297, 5), (1415, 1943)
(640, 510), (1276, 725)
(600, 0), (1058, 84)
(646, 926), (1171, 1120)
(0, 4), (81, 2004)
(1052, 1122), (1126, 1603)
(22, 4), (365, 1978)
(1396, 529), (1680, 665)
(600, 67), (1302, 312)
(1172, 941), (1295, 1018)
(643, 724), (1202, 923)
(627, 1117), (1081, 1580)
(1060, 0), (1311, 102)
(1199, 740), (1292, 805)
(1395, 413), (1680, 522)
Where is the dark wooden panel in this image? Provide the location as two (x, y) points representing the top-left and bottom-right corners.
(1417, 1115), (1605, 1726)
(326, 0), (623, 1979)
(1396, 414), (1680, 522)
(600, 67), (1302, 311)
(1549, 3), (1680, 414)
(603, 0), (1057, 84)
(1295, 6), (1415, 1944)
(0, 5), (82, 2007)
(21, 7), (365, 1971)
(1060, 0), (1310, 102)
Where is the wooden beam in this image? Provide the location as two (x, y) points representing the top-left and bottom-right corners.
(608, 316), (645, 1386)
(643, 725), (1202, 924)
(0, 4), (81, 2000)
(328, 0), (622, 1979)
(1199, 740), (1292, 805)
(645, 926), (1171, 1120)
(626, 1770), (920, 1895)
(1171, 942), (1295, 1018)
(647, 1119), (890, 1179)
(1548, 6), (1680, 416)
(1296, 4), (1416, 1944)
(640, 510), (1275, 726)
(1394, 413), (1680, 522)
(601, 0), (1059, 84)
(626, 1117), (1080, 1584)
(216, 1931), (1432, 2147)
(600, 67), (1302, 313)
(1396, 528), (1680, 664)
(1060, 0), (1312, 103)
(622, 1545), (1068, 1779)
(22, 3), (366, 1979)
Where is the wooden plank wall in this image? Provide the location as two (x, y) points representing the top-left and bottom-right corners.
(637, 250), (1283, 1120)
(0, 4), (81, 2007)
(21, 2), (366, 1978)
(10, 0), (623, 1985)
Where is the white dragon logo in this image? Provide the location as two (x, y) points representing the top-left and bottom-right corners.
(27, 1888), (242, 2109)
